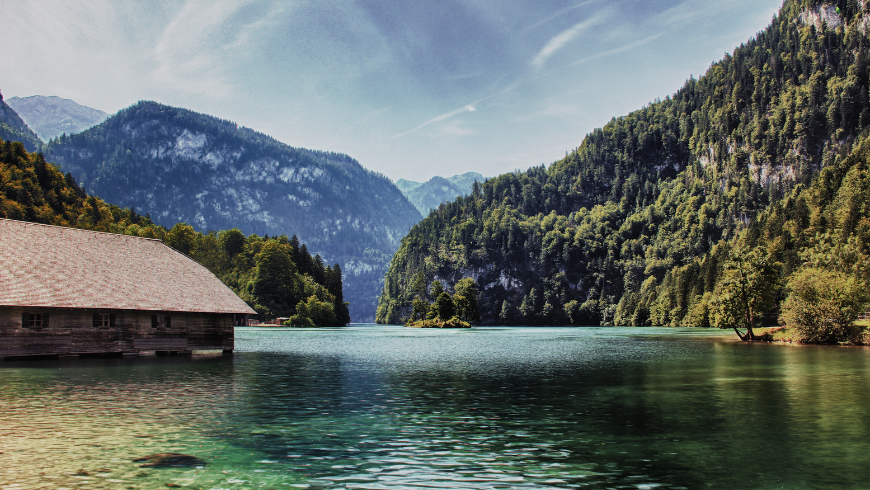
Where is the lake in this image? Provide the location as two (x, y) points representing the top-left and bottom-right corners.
(1, 325), (869, 489)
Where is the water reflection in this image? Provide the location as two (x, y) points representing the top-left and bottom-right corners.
(1, 326), (869, 489)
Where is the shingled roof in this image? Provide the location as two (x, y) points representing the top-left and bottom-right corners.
(0, 219), (256, 314)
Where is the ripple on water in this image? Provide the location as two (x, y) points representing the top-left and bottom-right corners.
(2, 326), (870, 489)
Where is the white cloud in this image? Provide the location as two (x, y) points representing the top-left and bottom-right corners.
(531, 13), (606, 69)
(392, 104), (477, 139)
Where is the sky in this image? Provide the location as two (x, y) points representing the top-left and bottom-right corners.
(2, 0), (783, 182)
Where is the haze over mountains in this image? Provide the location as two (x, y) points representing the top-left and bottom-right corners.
(42, 100), (421, 322)
(6, 95), (108, 141)
(395, 172), (485, 216)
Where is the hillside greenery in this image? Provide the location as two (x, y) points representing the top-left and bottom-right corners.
(0, 138), (349, 326)
(377, 0), (870, 338)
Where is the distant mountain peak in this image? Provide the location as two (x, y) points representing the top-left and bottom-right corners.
(397, 172), (485, 215)
(6, 95), (108, 141)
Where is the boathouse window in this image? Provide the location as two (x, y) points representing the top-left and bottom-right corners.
(22, 312), (48, 328)
(151, 314), (171, 329)
(92, 313), (115, 328)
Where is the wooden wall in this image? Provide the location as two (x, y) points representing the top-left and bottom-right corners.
(0, 307), (234, 358)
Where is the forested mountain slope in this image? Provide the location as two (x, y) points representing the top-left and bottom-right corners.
(0, 92), (41, 152)
(640, 131), (870, 330)
(0, 137), (349, 326)
(377, 0), (870, 325)
(43, 101), (421, 322)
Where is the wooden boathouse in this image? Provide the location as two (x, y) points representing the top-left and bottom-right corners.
(0, 219), (256, 360)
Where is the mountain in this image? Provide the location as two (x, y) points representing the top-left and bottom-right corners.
(0, 91), (41, 152)
(43, 101), (421, 322)
(396, 172), (485, 215)
(0, 137), (349, 326)
(6, 95), (108, 141)
(376, 0), (870, 326)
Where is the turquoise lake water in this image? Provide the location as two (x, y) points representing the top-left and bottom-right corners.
(2, 325), (870, 489)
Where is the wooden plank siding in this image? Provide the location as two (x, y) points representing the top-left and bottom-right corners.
(0, 307), (234, 359)
(0, 219), (254, 360)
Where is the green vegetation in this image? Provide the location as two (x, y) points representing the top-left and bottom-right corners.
(710, 247), (781, 341)
(658, 133), (870, 342)
(406, 317), (471, 329)
(377, 0), (870, 342)
(781, 267), (868, 343)
(399, 276), (480, 327)
(0, 138), (349, 326)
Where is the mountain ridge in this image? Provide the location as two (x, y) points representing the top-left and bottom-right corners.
(44, 100), (421, 322)
(396, 172), (485, 215)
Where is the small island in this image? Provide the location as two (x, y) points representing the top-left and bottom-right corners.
(406, 318), (471, 328)
(396, 277), (480, 328)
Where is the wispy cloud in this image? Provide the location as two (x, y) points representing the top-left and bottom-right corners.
(392, 104), (477, 138)
(564, 33), (663, 69)
(524, 0), (600, 32)
(511, 102), (583, 123)
(149, 0), (282, 99)
(439, 120), (478, 137)
(389, 25), (657, 140)
(654, 0), (728, 26)
(531, 13), (606, 69)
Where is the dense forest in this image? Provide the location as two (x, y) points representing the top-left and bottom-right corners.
(0, 137), (349, 326)
(377, 0), (870, 333)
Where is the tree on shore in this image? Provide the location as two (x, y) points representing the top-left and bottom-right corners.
(403, 277), (481, 325)
(431, 292), (455, 320)
(712, 247), (780, 341)
(250, 241), (300, 318)
(430, 280), (444, 301)
(453, 277), (481, 322)
(411, 295), (429, 321)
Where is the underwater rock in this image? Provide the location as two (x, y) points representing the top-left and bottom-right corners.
(133, 453), (206, 468)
